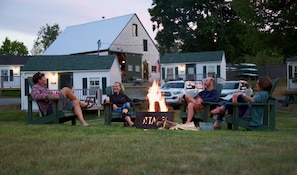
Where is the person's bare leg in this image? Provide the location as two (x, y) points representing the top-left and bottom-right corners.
(72, 100), (89, 126)
(185, 94), (196, 104)
(186, 102), (195, 123)
(122, 108), (134, 126)
(61, 87), (78, 101)
(122, 108), (128, 114)
(124, 116), (134, 126)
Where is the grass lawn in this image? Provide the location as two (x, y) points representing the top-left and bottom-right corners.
(0, 102), (297, 175)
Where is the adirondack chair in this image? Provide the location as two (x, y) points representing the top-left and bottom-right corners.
(224, 78), (279, 131)
(179, 83), (223, 125)
(27, 77), (76, 125)
(104, 86), (141, 125)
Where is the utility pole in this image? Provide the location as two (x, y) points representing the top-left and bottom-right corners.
(97, 39), (101, 56)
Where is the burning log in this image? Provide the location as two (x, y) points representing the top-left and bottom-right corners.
(154, 101), (160, 112)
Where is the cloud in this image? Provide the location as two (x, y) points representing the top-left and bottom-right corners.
(0, 0), (156, 52)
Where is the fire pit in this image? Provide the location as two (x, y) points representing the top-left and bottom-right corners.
(135, 81), (174, 129)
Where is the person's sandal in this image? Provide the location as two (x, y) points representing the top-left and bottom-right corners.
(82, 102), (94, 110)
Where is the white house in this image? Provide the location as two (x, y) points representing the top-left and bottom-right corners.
(43, 13), (160, 82)
(0, 55), (30, 89)
(160, 51), (227, 84)
(20, 55), (122, 111)
(286, 56), (297, 91)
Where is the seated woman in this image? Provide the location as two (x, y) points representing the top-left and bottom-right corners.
(211, 76), (272, 129)
(109, 82), (134, 127)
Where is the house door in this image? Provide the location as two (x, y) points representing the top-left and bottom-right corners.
(143, 60), (149, 81)
(58, 73), (73, 89)
(186, 64), (196, 80)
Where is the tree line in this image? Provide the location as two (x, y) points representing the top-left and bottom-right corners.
(0, 24), (61, 56)
(149, 0), (296, 65)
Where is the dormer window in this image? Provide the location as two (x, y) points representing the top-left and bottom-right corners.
(132, 24), (138, 37)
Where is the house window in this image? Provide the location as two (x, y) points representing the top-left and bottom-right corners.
(143, 39), (148, 51)
(132, 24), (138, 37)
(128, 65), (133, 71)
(89, 77), (100, 95)
(135, 65), (140, 72)
(152, 66), (157, 73)
(167, 68), (174, 79)
(1, 69), (8, 81)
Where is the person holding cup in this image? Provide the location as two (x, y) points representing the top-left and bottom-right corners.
(108, 82), (134, 127)
(211, 76), (272, 129)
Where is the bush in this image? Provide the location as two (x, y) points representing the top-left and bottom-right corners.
(0, 90), (21, 97)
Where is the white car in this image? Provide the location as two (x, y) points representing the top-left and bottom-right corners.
(160, 80), (204, 109)
(219, 80), (253, 101)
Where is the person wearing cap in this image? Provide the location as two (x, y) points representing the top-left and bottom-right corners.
(31, 72), (91, 127)
(183, 77), (220, 124)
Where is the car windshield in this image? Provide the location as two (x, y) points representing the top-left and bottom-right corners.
(221, 82), (239, 89)
(162, 82), (184, 89)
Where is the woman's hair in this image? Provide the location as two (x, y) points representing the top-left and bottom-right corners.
(258, 76), (272, 92)
(115, 81), (124, 92)
(32, 72), (45, 84)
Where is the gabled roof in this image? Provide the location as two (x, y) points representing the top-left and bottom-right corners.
(0, 55), (30, 65)
(161, 51), (225, 64)
(43, 14), (136, 55)
(21, 55), (116, 71)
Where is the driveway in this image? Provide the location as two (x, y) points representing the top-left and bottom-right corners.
(0, 98), (21, 105)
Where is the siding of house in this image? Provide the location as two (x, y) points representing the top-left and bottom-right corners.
(160, 51), (226, 83)
(110, 15), (160, 81)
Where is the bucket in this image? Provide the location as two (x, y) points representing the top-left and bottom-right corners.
(199, 122), (213, 131)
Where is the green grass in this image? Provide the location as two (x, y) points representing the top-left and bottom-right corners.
(0, 104), (297, 175)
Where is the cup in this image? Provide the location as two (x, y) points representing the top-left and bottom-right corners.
(105, 97), (110, 103)
(232, 96), (237, 103)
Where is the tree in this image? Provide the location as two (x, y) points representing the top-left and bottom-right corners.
(0, 37), (28, 55)
(148, 0), (258, 63)
(31, 23), (61, 55)
(231, 0), (297, 58)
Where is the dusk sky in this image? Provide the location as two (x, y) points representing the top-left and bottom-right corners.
(0, 0), (157, 53)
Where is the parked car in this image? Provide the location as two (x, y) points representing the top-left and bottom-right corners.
(160, 80), (204, 109)
(219, 80), (253, 100)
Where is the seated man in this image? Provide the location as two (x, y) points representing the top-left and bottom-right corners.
(31, 72), (91, 127)
(183, 77), (220, 124)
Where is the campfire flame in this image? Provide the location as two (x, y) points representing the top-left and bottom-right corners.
(147, 80), (168, 112)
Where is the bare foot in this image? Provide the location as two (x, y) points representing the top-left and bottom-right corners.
(81, 123), (90, 127)
(210, 106), (225, 115)
(213, 121), (221, 130)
